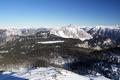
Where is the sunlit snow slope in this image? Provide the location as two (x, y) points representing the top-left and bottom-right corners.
(50, 25), (92, 41)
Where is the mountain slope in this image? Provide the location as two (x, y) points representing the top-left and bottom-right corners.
(87, 25), (120, 43)
(50, 25), (92, 41)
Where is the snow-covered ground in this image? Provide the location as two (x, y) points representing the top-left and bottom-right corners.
(0, 67), (110, 80)
(37, 41), (64, 44)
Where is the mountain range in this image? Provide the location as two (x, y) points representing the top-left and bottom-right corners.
(0, 25), (120, 80)
(0, 25), (120, 49)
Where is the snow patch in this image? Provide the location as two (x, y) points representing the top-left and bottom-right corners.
(37, 41), (64, 44)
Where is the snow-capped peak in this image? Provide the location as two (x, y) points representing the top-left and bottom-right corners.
(50, 25), (93, 41)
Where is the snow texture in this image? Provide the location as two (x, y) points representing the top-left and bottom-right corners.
(0, 67), (110, 80)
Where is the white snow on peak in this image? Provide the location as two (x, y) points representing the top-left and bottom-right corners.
(5, 29), (21, 36)
(50, 24), (93, 41)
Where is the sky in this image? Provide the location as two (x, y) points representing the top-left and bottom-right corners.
(0, 0), (120, 28)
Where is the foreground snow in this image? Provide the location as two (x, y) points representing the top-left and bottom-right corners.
(0, 67), (110, 80)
